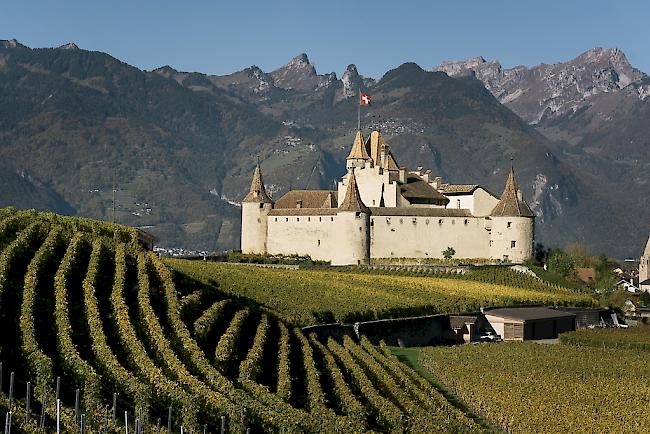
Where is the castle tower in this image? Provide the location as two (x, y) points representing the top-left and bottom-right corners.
(241, 162), (273, 254)
(334, 171), (370, 265)
(489, 164), (535, 263)
(346, 131), (370, 171)
(640, 235), (650, 291)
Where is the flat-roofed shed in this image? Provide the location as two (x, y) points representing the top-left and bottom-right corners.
(483, 307), (576, 341)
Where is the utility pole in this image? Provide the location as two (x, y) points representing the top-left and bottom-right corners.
(112, 168), (117, 224)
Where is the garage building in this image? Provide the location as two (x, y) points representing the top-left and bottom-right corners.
(483, 307), (576, 341)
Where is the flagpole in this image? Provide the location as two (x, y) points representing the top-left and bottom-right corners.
(357, 88), (361, 131)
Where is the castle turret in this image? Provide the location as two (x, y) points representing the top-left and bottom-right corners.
(241, 162), (273, 254)
(334, 171), (370, 265)
(346, 131), (370, 171)
(489, 164), (535, 263)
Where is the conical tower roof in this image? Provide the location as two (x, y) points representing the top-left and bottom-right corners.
(491, 165), (534, 217)
(644, 235), (650, 257)
(347, 130), (370, 160)
(339, 171), (369, 213)
(243, 163), (273, 203)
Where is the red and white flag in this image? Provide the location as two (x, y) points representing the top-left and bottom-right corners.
(359, 92), (372, 106)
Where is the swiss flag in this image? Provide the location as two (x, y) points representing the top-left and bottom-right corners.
(359, 92), (372, 106)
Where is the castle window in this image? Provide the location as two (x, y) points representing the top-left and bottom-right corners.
(511, 240), (517, 248)
(372, 199), (376, 205)
(317, 239), (321, 246)
(257, 218), (261, 223)
(286, 218), (289, 222)
(464, 219), (469, 225)
(259, 203), (264, 209)
(507, 221), (512, 228)
(489, 240), (493, 247)
(386, 217), (391, 224)
(412, 218), (417, 224)
(275, 218), (277, 222)
(452, 219), (455, 225)
(297, 218), (300, 222)
(456, 199), (461, 209)
(359, 226), (362, 231)
(319, 217), (322, 222)
(331, 217), (334, 222)
(308, 217), (310, 222)
(438, 219), (443, 225)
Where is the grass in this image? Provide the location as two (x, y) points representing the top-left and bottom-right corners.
(166, 259), (593, 326)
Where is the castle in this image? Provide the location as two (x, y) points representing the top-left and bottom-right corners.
(241, 130), (535, 265)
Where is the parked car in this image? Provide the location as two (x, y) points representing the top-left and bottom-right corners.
(476, 331), (502, 342)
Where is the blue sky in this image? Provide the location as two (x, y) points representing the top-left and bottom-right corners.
(2, 0), (648, 78)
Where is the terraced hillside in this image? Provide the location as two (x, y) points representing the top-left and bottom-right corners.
(0, 208), (482, 432)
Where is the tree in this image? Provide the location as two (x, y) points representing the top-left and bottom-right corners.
(546, 249), (576, 278)
(442, 247), (456, 260)
(534, 243), (547, 264)
(640, 291), (650, 307)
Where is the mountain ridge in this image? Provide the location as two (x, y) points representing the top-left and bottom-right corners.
(1, 39), (647, 257)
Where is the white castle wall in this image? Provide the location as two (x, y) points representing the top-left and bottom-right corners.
(370, 216), (492, 259)
(489, 217), (534, 263)
(338, 167), (399, 208)
(266, 212), (369, 265)
(267, 213), (337, 261)
(446, 189), (498, 216)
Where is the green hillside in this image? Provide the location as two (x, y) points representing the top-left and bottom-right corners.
(167, 261), (593, 326)
(0, 208), (485, 432)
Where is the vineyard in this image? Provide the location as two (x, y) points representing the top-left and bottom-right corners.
(560, 326), (650, 352)
(167, 260), (593, 326)
(418, 342), (650, 433)
(0, 208), (483, 433)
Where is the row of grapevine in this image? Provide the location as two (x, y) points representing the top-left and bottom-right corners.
(275, 322), (291, 403)
(326, 337), (403, 429)
(17, 225), (81, 432)
(148, 252), (325, 432)
(81, 239), (151, 416)
(309, 335), (366, 419)
(1, 208), (491, 433)
(167, 259), (592, 326)
(419, 342), (650, 433)
(193, 300), (230, 341)
(136, 252), (240, 430)
(109, 244), (198, 428)
(559, 327), (650, 352)
(238, 315), (269, 383)
(53, 233), (104, 425)
(213, 309), (249, 371)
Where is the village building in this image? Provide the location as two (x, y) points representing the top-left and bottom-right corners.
(483, 307), (576, 341)
(241, 130), (535, 266)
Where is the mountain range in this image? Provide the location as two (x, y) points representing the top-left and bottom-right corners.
(0, 39), (647, 257)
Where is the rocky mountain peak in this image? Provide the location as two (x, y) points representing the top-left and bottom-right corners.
(151, 65), (179, 77)
(0, 39), (24, 49)
(341, 64), (363, 98)
(433, 47), (646, 124)
(271, 53), (330, 91)
(58, 42), (80, 50)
